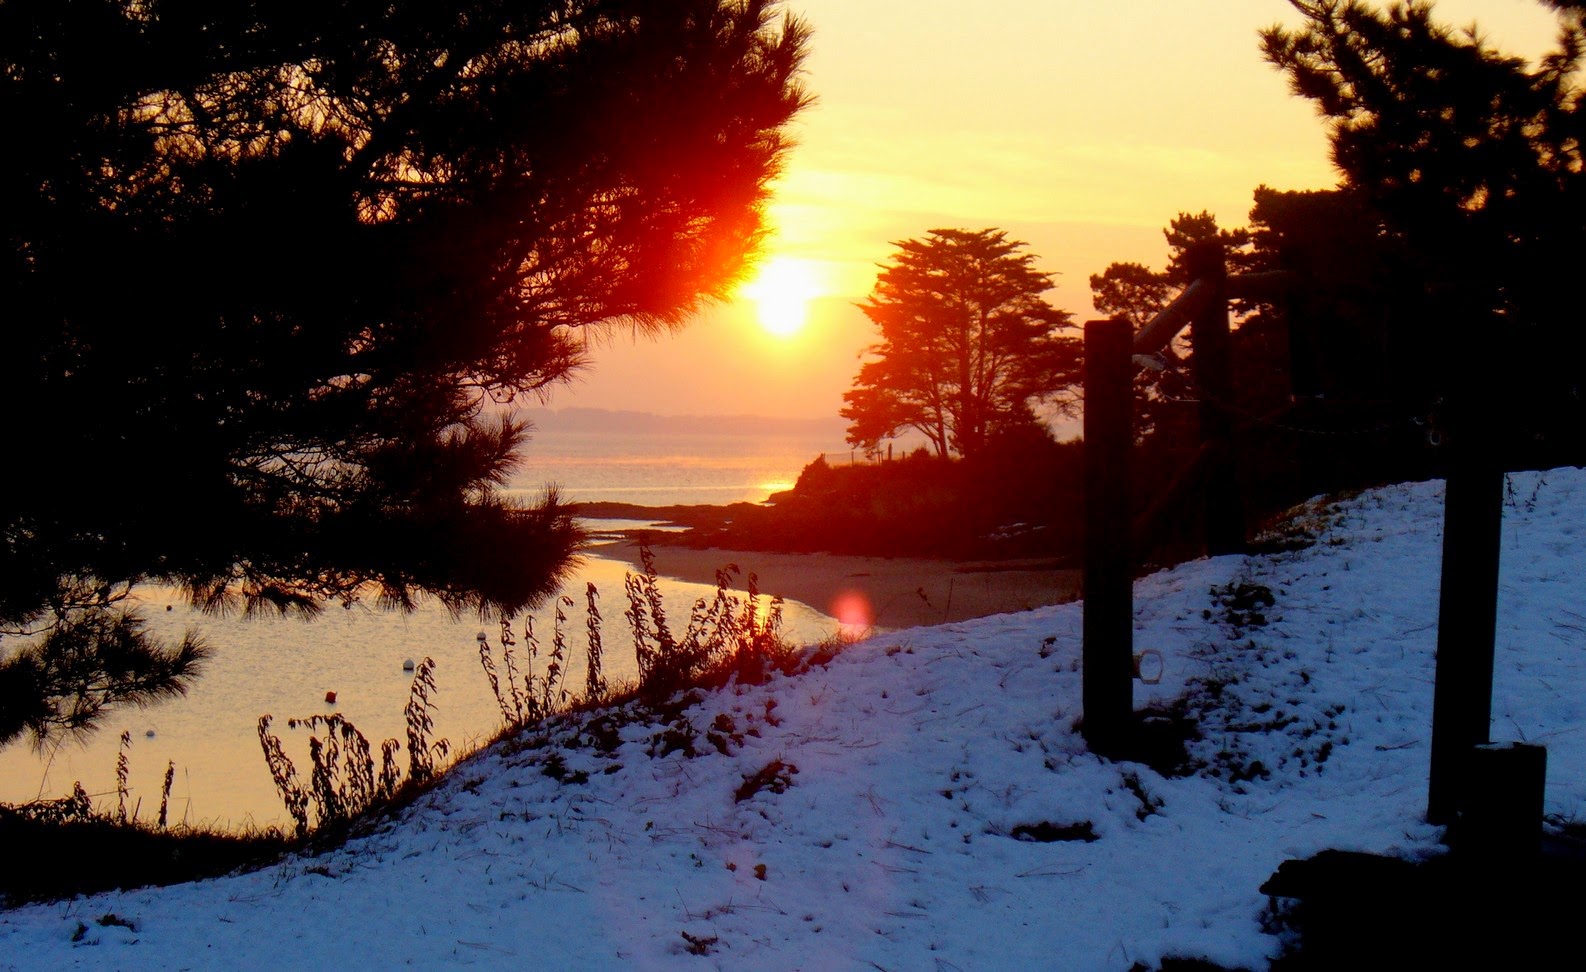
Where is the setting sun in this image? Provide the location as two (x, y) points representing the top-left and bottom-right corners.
(742, 255), (822, 337)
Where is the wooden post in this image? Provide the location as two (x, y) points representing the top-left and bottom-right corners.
(1083, 318), (1133, 754)
(1426, 407), (1504, 824)
(1459, 743), (1546, 860)
(1186, 241), (1244, 556)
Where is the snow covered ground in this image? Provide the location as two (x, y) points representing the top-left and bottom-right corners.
(3, 468), (1583, 970)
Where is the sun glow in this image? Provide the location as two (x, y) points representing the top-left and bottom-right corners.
(742, 256), (822, 337)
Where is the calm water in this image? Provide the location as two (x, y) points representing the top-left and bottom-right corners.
(0, 420), (848, 828)
(504, 409), (852, 506)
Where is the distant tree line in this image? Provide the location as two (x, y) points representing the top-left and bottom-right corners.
(679, 437), (1084, 561)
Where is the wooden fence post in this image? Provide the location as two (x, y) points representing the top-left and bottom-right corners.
(1186, 241), (1245, 556)
(1083, 318), (1133, 754)
(1426, 412), (1504, 824)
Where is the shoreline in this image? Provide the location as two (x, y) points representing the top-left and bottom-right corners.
(588, 537), (1082, 632)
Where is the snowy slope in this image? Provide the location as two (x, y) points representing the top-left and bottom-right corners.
(3, 468), (1583, 970)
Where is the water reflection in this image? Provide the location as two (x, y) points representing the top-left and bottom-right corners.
(0, 554), (835, 829)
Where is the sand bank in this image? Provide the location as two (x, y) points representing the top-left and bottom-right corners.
(589, 539), (1082, 632)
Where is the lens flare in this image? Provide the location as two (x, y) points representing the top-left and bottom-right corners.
(830, 590), (874, 638)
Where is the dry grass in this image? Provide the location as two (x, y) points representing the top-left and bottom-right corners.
(0, 759), (292, 906)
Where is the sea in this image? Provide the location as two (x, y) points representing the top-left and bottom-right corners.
(501, 407), (857, 507)
(0, 411), (853, 829)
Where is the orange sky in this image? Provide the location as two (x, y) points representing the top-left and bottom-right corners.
(555, 0), (1564, 423)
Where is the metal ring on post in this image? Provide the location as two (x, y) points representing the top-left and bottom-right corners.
(1132, 649), (1165, 685)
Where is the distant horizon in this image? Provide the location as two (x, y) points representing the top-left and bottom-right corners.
(517, 403), (1080, 447)
(521, 404), (848, 427)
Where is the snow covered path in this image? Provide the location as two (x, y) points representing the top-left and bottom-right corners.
(3, 469), (1583, 970)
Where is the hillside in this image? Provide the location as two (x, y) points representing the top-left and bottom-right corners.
(3, 469), (1583, 969)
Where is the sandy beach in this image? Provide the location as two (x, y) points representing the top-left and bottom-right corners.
(591, 538), (1082, 632)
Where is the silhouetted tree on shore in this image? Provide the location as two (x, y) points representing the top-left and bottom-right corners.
(842, 229), (1078, 459)
(0, 0), (810, 747)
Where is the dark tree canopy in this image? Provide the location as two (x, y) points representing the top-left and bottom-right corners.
(1089, 262), (1171, 331)
(0, 0), (810, 747)
(841, 229), (1077, 459)
(1160, 211), (1256, 286)
(1089, 211), (1257, 329)
(1088, 211), (1262, 439)
(1263, 0), (1586, 457)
